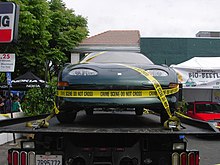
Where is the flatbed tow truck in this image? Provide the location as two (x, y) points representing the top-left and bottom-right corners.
(0, 110), (219, 165)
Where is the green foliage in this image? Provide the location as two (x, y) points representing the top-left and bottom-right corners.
(1, 0), (88, 115)
(0, 0), (88, 79)
(177, 99), (188, 114)
(21, 80), (57, 116)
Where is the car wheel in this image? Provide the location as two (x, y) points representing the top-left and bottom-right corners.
(85, 109), (94, 115)
(56, 111), (77, 124)
(135, 108), (144, 115)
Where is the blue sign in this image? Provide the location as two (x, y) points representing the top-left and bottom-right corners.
(6, 72), (12, 86)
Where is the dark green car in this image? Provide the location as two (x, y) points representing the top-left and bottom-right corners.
(56, 51), (180, 124)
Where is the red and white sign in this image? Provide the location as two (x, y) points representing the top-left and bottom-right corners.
(0, 53), (15, 72)
(0, 2), (19, 43)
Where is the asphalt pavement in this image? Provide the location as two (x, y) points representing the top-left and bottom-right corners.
(186, 135), (220, 165)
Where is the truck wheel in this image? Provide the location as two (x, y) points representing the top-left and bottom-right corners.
(135, 108), (144, 115)
(85, 109), (94, 115)
(56, 111), (77, 124)
(160, 110), (169, 125)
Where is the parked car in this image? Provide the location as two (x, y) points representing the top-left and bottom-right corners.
(56, 51), (180, 124)
(186, 101), (220, 121)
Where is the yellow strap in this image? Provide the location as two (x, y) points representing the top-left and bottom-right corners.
(216, 125), (220, 129)
(53, 101), (60, 114)
(175, 111), (192, 119)
(82, 51), (107, 63)
(26, 101), (60, 129)
(163, 116), (181, 130)
(120, 64), (173, 118)
(0, 114), (10, 117)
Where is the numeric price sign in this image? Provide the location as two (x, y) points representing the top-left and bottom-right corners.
(0, 53), (15, 72)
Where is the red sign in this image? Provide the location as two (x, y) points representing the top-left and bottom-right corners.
(0, 2), (19, 43)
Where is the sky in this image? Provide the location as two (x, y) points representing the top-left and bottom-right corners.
(63, 0), (220, 37)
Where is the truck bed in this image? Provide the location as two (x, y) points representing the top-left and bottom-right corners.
(0, 111), (218, 134)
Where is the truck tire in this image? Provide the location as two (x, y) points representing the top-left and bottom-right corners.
(135, 108), (144, 115)
(56, 111), (77, 124)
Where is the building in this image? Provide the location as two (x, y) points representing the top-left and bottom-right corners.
(71, 30), (140, 63)
(72, 30), (220, 66)
(140, 37), (220, 65)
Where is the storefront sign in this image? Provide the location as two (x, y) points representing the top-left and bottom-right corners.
(0, 2), (19, 43)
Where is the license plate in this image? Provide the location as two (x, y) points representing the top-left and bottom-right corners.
(36, 155), (62, 165)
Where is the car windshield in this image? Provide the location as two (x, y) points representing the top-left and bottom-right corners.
(195, 103), (220, 113)
(80, 52), (154, 64)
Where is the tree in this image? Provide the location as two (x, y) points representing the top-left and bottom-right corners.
(46, 0), (88, 80)
(0, 0), (88, 80)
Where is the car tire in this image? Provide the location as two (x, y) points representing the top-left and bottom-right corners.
(85, 109), (94, 115)
(135, 108), (144, 115)
(56, 111), (77, 124)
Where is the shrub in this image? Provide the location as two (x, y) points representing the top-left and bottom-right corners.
(21, 81), (57, 116)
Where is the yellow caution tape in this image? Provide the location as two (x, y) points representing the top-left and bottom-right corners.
(57, 88), (179, 98)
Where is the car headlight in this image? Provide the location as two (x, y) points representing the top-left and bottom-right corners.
(69, 69), (98, 76)
(146, 69), (168, 76)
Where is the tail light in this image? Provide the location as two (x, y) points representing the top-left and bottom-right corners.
(188, 152), (195, 165)
(180, 152), (187, 165)
(172, 152), (179, 165)
(8, 151), (12, 165)
(58, 81), (69, 87)
(28, 151), (36, 165)
(8, 150), (36, 165)
(195, 152), (200, 165)
(20, 151), (27, 165)
(12, 151), (19, 165)
(172, 151), (199, 165)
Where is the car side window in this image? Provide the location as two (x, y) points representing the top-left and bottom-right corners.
(212, 104), (220, 113)
(195, 104), (205, 113)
